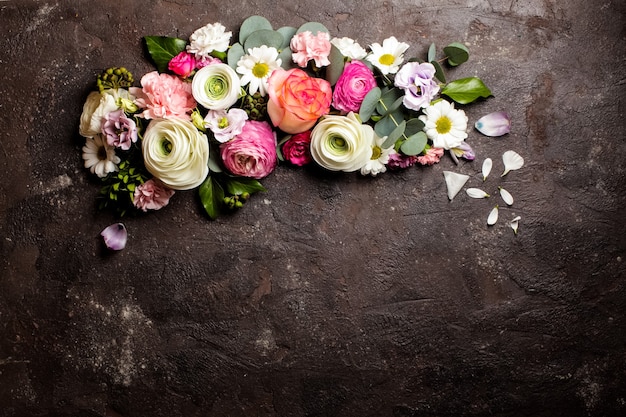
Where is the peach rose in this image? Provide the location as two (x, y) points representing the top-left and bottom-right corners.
(266, 68), (332, 134)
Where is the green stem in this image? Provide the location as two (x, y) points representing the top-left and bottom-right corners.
(377, 98), (409, 141)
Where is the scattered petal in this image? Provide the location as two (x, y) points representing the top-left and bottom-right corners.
(101, 223), (127, 250)
(499, 187), (514, 205)
(501, 150), (524, 176)
(487, 205), (499, 226)
(475, 111), (511, 137)
(510, 215), (521, 234)
(482, 158), (492, 181)
(443, 171), (470, 201)
(466, 188), (490, 198)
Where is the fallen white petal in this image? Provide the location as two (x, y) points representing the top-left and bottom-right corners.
(487, 206), (499, 225)
(475, 111), (511, 137)
(443, 171), (470, 201)
(502, 150), (524, 176)
(482, 158), (492, 181)
(499, 187), (514, 205)
(466, 188), (490, 198)
(510, 216), (521, 234)
(101, 223), (127, 250)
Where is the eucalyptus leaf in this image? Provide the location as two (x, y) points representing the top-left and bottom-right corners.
(443, 42), (469, 66)
(382, 120), (406, 149)
(427, 42), (436, 63)
(441, 77), (492, 104)
(296, 21), (329, 34)
(144, 36), (187, 73)
(239, 15), (273, 45)
(374, 111), (404, 137)
(376, 88), (403, 115)
(359, 87), (381, 122)
(199, 176), (224, 220)
(244, 29), (284, 50)
(277, 26), (297, 49)
(224, 177), (267, 195)
(431, 60), (446, 83)
(404, 118), (425, 136)
(400, 131), (427, 156)
(278, 48), (294, 69)
(326, 45), (346, 86)
(227, 42), (245, 69)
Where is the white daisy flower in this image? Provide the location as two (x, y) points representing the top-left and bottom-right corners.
(187, 22), (232, 57)
(236, 45), (282, 96)
(360, 134), (397, 176)
(330, 37), (367, 60)
(418, 100), (468, 150)
(366, 36), (409, 75)
(82, 134), (121, 178)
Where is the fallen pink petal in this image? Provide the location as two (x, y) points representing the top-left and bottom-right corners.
(475, 111), (511, 137)
(100, 223), (127, 250)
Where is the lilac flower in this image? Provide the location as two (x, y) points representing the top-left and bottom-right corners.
(204, 108), (248, 143)
(450, 141), (475, 164)
(100, 223), (127, 250)
(394, 62), (440, 110)
(475, 111), (511, 137)
(102, 109), (138, 150)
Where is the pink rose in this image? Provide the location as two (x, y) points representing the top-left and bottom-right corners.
(282, 131), (312, 166)
(332, 60), (376, 113)
(266, 68), (332, 134)
(168, 51), (197, 78)
(417, 147), (444, 166)
(130, 71), (196, 120)
(290, 31), (332, 68)
(220, 120), (278, 179)
(133, 179), (175, 211)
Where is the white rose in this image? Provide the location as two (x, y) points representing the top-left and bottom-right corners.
(310, 112), (374, 172)
(142, 118), (210, 190)
(192, 64), (241, 111)
(330, 37), (368, 60)
(79, 88), (132, 137)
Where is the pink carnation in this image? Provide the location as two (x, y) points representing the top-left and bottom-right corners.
(220, 120), (278, 179)
(168, 51), (197, 78)
(417, 147), (444, 166)
(387, 153), (419, 170)
(332, 60), (376, 113)
(282, 130), (312, 166)
(290, 31), (331, 68)
(133, 179), (175, 211)
(130, 71), (196, 120)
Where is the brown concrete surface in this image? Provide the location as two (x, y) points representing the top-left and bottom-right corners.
(1, 1), (625, 416)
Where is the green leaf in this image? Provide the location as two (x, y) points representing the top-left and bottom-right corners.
(239, 15), (273, 45)
(224, 177), (267, 195)
(431, 60), (446, 83)
(359, 87), (381, 122)
(382, 120), (406, 149)
(227, 42), (245, 69)
(199, 176), (224, 220)
(427, 42), (436, 63)
(376, 88), (404, 115)
(374, 111), (404, 137)
(441, 77), (492, 104)
(443, 42), (469, 66)
(400, 132), (428, 156)
(404, 118), (425, 136)
(277, 26), (297, 49)
(278, 48), (293, 69)
(244, 29), (284, 50)
(296, 22), (329, 34)
(208, 149), (223, 173)
(144, 36), (187, 73)
(326, 45), (346, 86)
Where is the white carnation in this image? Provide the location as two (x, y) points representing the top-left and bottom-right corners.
(187, 22), (232, 57)
(330, 37), (368, 60)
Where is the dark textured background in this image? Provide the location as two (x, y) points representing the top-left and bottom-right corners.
(1, 1), (625, 416)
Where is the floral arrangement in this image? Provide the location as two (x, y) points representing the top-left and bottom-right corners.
(79, 16), (517, 248)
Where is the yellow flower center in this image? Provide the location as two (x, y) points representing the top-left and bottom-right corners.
(379, 53), (395, 66)
(435, 116), (452, 134)
(371, 145), (382, 160)
(329, 136), (347, 153)
(218, 116), (229, 129)
(252, 62), (269, 78)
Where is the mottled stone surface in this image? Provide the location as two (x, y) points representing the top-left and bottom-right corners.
(1, 1), (625, 416)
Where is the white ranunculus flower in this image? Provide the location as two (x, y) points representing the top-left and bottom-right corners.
(79, 89), (130, 137)
(142, 118), (210, 190)
(310, 112), (374, 172)
(191, 64), (241, 111)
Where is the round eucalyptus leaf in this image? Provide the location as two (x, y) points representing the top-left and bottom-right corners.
(239, 15), (274, 45)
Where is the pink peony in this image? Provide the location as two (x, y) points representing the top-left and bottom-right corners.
(220, 120), (278, 179)
(133, 179), (175, 211)
(290, 31), (332, 68)
(417, 147), (444, 166)
(168, 51), (197, 78)
(282, 130), (313, 166)
(130, 71), (196, 120)
(332, 60), (376, 113)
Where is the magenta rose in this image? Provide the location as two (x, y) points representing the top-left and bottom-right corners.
(168, 51), (197, 78)
(133, 179), (175, 211)
(220, 120), (278, 179)
(332, 60), (376, 113)
(282, 130), (312, 166)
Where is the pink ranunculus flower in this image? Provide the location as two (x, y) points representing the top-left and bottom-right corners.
(168, 51), (198, 78)
(290, 31), (332, 68)
(417, 147), (444, 165)
(220, 120), (278, 179)
(102, 109), (138, 150)
(133, 179), (175, 211)
(332, 60), (376, 113)
(282, 130), (313, 166)
(130, 71), (196, 120)
(266, 68), (332, 134)
(394, 62), (440, 111)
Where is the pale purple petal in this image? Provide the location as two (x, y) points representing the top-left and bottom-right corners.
(101, 223), (127, 250)
(475, 111), (511, 137)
